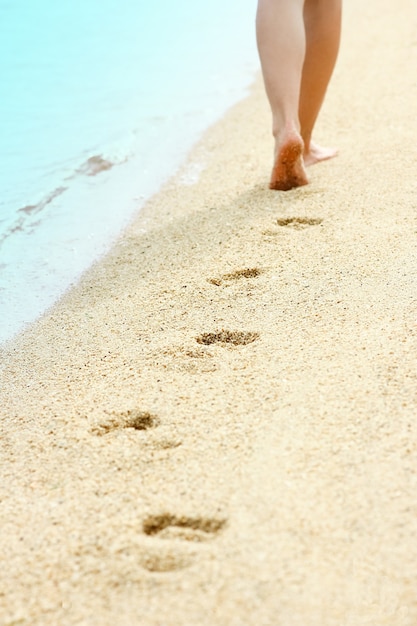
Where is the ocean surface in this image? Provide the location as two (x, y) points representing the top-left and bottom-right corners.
(0, 0), (259, 344)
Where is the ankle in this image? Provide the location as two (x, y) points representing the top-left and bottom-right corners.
(272, 117), (301, 141)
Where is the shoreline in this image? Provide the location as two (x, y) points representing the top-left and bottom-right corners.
(2, 2), (417, 623)
(0, 73), (258, 347)
(0, 0), (258, 346)
(0, 77), (265, 354)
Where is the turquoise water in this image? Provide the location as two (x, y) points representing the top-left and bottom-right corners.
(0, 0), (258, 343)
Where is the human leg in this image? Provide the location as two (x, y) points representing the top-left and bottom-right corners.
(256, 0), (308, 190)
(300, 0), (342, 165)
(256, 0), (342, 189)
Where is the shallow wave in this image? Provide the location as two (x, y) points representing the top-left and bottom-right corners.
(0, 154), (123, 248)
(0, 0), (259, 344)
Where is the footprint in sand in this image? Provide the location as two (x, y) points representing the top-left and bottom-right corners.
(92, 410), (182, 450)
(207, 267), (263, 286)
(195, 330), (259, 346)
(138, 548), (194, 573)
(277, 216), (323, 229)
(139, 513), (227, 572)
(155, 345), (218, 374)
(143, 513), (227, 543)
(92, 409), (160, 435)
(263, 216), (323, 235)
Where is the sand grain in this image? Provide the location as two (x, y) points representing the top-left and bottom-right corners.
(1, 1), (417, 624)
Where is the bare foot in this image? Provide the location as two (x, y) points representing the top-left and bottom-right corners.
(269, 130), (308, 191)
(304, 141), (338, 167)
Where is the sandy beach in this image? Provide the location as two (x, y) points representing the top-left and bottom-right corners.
(1, 0), (417, 624)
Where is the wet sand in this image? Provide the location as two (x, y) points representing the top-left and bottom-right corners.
(1, 1), (417, 624)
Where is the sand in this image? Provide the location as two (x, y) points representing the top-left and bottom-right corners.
(1, 1), (417, 624)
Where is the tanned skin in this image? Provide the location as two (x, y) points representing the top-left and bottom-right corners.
(256, 0), (342, 190)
